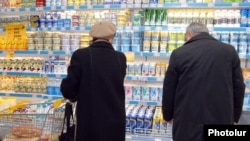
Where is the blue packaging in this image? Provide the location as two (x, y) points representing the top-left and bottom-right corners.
(133, 31), (143, 38)
(121, 31), (132, 38)
(121, 38), (131, 44)
(220, 32), (229, 44)
(121, 45), (131, 52)
(136, 106), (147, 133)
(131, 45), (141, 52)
(40, 18), (46, 27)
(144, 113), (153, 134)
(52, 19), (58, 27)
(57, 19), (64, 28)
(45, 19), (52, 27)
(64, 19), (71, 27)
(132, 38), (142, 45)
(240, 9), (248, 27)
(132, 86), (141, 101)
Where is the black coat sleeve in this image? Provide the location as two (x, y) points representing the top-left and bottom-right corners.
(60, 50), (82, 101)
(232, 50), (245, 123)
(162, 51), (179, 121)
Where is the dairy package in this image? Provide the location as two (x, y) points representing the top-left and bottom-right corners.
(136, 106), (148, 133)
(151, 107), (161, 134)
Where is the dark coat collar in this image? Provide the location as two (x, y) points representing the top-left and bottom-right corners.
(89, 40), (114, 51)
(184, 32), (217, 45)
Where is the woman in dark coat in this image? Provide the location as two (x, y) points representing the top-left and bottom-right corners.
(60, 21), (127, 141)
(162, 23), (245, 141)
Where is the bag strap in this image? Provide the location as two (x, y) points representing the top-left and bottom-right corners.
(61, 102), (74, 135)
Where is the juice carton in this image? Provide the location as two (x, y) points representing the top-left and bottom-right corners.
(151, 107), (161, 134)
(159, 108), (167, 135)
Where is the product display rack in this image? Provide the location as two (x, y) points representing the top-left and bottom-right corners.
(1, 1), (250, 141)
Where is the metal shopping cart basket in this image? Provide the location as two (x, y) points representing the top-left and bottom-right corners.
(0, 99), (66, 141)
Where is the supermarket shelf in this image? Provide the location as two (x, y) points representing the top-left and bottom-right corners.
(125, 75), (164, 82)
(41, 73), (67, 78)
(126, 135), (171, 141)
(2, 2), (250, 13)
(0, 92), (62, 100)
(127, 100), (161, 106)
(0, 71), (41, 76)
(1, 26), (249, 32)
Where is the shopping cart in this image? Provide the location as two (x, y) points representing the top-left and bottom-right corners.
(0, 99), (66, 141)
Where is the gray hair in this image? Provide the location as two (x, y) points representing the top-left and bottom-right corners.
(186, 22), (209, 34)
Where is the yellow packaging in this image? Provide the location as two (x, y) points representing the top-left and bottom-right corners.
(152, 107), (162, 133)
(144, 31), (152, 40)
(159, 108), (167, 134)
(159, 41), (167, 53)
(160, 63), (166, 77)
(155, 62), (161, 76)
(143, 41), (151, 52)
(151, 41), (159, 52)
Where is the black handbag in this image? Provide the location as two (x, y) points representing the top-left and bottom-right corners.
(59, 102), (75, 141)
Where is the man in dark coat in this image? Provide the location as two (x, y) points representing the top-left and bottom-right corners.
(60, 21), (127, 141)
(162, 22), (245, 141)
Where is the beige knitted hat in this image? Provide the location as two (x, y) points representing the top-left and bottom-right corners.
(89, 21), (116, 40)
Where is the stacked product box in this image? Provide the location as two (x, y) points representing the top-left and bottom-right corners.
(126, 104), (156, 134)
(125, 84), (163, 103)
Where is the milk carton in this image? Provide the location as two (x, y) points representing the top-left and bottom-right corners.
(136, 106), (147, 133)
(144, 106), (155, 134)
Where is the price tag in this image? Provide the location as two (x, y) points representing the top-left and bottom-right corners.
(133, 26), (139, 30)
(61, 27), (66, 31)
(30, 28), (36, 31)
(48, 51), (53, 55)
(51, 27), (56, 31)
(87, 5), (93, 9)
(145, 26), (151, 30)
(142, 4), (148, 8)
(55, 74), (61, 78)
(74, 6), (79, 9)
(51, 6), (56, 10)
(155, 138), (161, 141)
(104, 5), (110, 8)
(153, 52), (159, 56)
(6, 51), (14, 58)
(150, 4), (157, 7)
(125, 26), (131, 30)
(155, 26), (162, 30)
(7, 8), (11, 12)
(157, 4), (163, 8)
(156, 77), (163, 82)
(121, 4), (126, 8)
(208, 3), (214, 7)
(134, 4), (140, 8)
(232, 3), (239, 7)
(181, 3), (187, 7)
(127, 4), (133, 8)
(80, 27), (85, 30)
(36, 7), (43, 11)
(61, 6), (66, 9)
